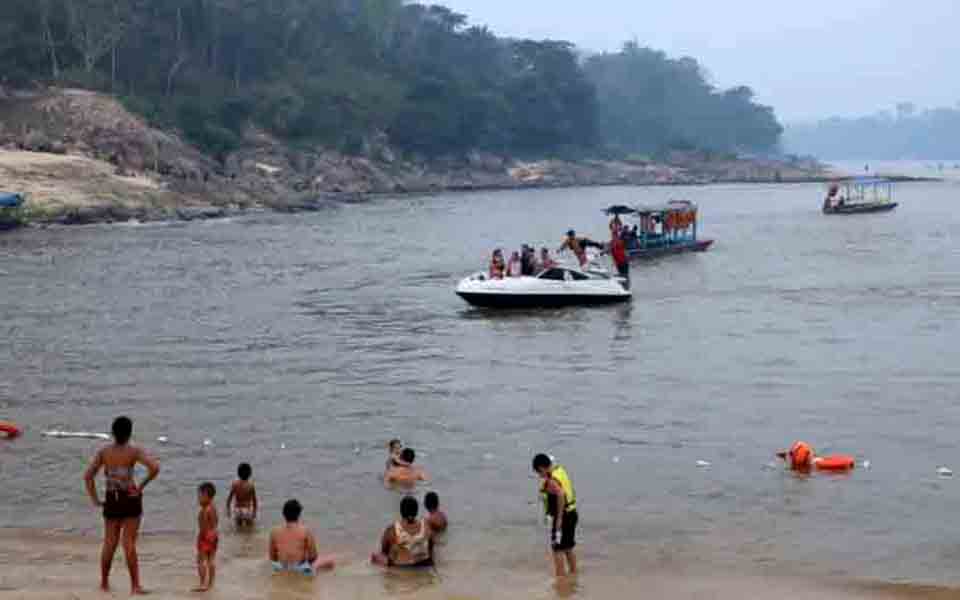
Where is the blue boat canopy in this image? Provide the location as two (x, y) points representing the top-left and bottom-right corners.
(0, 192), (25, 208)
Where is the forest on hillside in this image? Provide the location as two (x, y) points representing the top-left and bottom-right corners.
(784, 102), (960, 160)
(0, 0), (783, 159)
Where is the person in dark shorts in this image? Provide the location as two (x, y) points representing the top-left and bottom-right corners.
(84, 416), (160, 594)
(532, 453), (578, 577)
(609, 230), (630, 281)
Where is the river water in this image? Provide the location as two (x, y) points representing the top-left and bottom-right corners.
(2, 180), (960, 597)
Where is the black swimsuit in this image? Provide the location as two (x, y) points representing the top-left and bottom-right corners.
(103, 464), (143, 520)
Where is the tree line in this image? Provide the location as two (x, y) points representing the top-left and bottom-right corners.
(784, 102), (960, 160)
(0, 0), (783, 159)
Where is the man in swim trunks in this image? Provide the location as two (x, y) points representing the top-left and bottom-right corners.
(83, 416), (160, 595)
(532, 453), (578, 577)
(226, 463), (258, 528)
(370, 496), (434, 568)
(269, 499), (336, 576)
(384, 448), (429, 486)
(194, 482), (218, 592)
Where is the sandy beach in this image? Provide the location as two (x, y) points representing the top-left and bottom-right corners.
(1, 527), (948, 600)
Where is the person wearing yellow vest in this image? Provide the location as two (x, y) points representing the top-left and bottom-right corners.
(532, 453), (578, 577)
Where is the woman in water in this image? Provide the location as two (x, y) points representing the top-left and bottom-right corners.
(84, 416), (160, 594)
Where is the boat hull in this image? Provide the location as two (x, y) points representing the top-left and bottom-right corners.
(456, 291), (630, 308)
(823, 202), (898, 215)
(627, 239), (714, 260)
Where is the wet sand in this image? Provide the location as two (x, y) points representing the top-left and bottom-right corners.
(0, 527), (950, 600)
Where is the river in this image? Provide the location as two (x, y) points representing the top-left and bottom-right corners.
(1, 180), (960, 598)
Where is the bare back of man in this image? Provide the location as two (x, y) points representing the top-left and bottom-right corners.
(269, 503), (336, 576)
(384, 465), (428, 486)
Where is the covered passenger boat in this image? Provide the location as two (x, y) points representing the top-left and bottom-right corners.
(604, 200), (713, 260)
(822, 178), (898, 214)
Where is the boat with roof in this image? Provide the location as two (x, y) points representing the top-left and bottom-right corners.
(604, 200), (713, 260)
(823, 178), (898, 214)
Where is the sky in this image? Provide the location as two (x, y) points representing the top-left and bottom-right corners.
(436, 0), (960, 123)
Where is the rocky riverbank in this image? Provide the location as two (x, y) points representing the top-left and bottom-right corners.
(0, 87), (841, 228)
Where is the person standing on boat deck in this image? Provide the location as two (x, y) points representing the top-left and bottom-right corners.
(532, 453), (579, 577)
(507, 250), (523, 277)
(84, 416), (161, 595)
(538, 247), (557, 273)
(489, 249), (506, 279)
(521, 244), (536, 276)
(609, 229), (629, 281)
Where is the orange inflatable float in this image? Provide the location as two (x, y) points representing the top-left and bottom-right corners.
(814, 455), (856, 471)
(0, 421), (22, 438)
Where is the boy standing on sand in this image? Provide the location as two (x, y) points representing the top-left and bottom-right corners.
(194, 482), (219, 592)
(226, 463), (258, 528)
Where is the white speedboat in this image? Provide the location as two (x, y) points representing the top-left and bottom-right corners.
(455, 265), (631, 308)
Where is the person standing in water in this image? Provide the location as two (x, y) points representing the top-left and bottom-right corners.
(532, 454), (578, 577)
(83, 416), (160, 595)
(226, 463), (258, 528)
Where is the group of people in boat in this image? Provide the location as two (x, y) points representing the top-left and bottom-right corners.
(489, 244), (559, 278)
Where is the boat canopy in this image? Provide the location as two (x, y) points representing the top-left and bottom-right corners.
(604, 200), (698, 216)
(0, 192), (24, 208)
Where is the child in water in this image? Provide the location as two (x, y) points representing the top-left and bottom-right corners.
(226, 463), (258, 528)
(194, 482), (219, 592)
(424, 492), (447, 533)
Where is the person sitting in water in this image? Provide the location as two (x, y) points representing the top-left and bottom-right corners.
(489, 249), (506, 279)
(269, 499), (336, 576)
(538, 247), (557, 273)
(370, 496), (435, 568)
(384, 448), (429, 486)
(423, 491), (448, 533)
(507, 250), (523, 277)
(559, 230), (604, 268)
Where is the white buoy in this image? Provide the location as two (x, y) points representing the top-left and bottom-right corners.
(862, 460), (871, 470)
(203, 439), (213, 447)
(157, 436), (169, 444)
(937, 466), (953, 478)
(280, 443), (287, 450)
(696, 460), (711, 468)
(612, 456), (621, 464)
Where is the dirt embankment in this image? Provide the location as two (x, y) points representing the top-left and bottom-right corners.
(0, 87), (833, 226)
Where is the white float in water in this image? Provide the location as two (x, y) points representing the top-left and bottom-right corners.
(203, 439), (213, 447)
(157, 436), (169, 444)
(612, 456), (621, 464)
(43, 431), (110, 440)
(696, 460), (711, 468)
(862, 460), (871, 470)
(937, 466), (953, 478)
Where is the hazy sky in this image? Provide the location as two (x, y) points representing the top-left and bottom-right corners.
(437, 0), (959, 123)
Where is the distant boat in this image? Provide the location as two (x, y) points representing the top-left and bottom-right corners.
(822, 178), (898, 215)
(604, 201), (714, 260)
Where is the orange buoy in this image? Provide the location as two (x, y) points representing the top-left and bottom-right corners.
(0, 421), (22, 438)
(815, 455), (855, 471)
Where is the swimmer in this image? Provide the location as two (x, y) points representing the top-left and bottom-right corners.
(269, 500), (336, 576)
(194, 482), (218, 592)
(776, 441), (815, 471)
(370, 496), (434, 568)
(532, 453), (578, 577)
(424, 492), (447, 533)
(776, 441), (855, 472)
(384, 448), (429, 486)
(226, 463), (258, 528)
